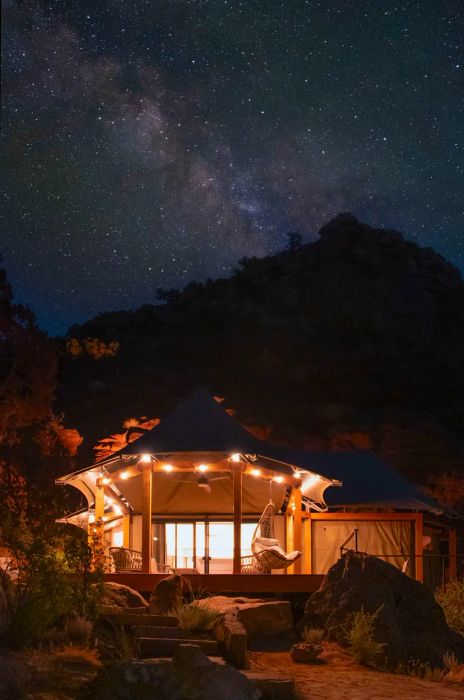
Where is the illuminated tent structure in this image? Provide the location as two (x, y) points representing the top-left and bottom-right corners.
(57, 389), (454, 584)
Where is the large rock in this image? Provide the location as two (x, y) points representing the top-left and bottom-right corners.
(199, 596), (293, 639)
(94, 582), (147, 610)
(148, 574), (182, 614)
(301, 552), (464, 668)
(89, 644), (259, 699)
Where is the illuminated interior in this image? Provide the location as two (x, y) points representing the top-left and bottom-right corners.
(159, 521), (256, 573)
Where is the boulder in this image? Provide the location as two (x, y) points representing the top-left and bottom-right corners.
(290, 642), (322, 663)
(94, 582), (147, 610)
(301, 552), (464, 668)
(148, 574), (182, 614)
(90, 644), (259, 699)
(198, 596), (293, 639)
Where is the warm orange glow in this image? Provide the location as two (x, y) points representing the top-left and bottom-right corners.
(140, 453), (152, 463)
(120, 471), (129, 480)
(230, 453), (241, 462)
(113, 505), (122, 516)
(197, 464), (208, 472)
(101, 476), (111, 485)
(162, 464), (173, 472)
(251, 468), (261, 477)
(293, 470), (302, 479)
(273, 475), (284, 483)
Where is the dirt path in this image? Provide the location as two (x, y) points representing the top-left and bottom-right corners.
(250, 644), (463, 700)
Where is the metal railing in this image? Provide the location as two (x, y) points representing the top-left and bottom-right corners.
(339, 547), (463, 589)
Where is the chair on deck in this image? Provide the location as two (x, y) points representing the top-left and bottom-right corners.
(109, 547), (142, 572)
(242, 501), (302, 574)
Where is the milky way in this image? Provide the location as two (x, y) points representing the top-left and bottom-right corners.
(1, 0), (463, 333)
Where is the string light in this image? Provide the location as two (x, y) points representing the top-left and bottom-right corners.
(120, 471), (129, 480)
(251, 468), (261, 477)
(230, 453), (241, 462)
(101, 476), (111, 485)
(140, 454), (151, 463)
(162, 464), (173, 472)
(273, 475), (284, 483)
(197, 464), (208, 472)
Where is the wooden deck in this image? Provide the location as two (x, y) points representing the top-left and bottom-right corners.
(104, 572), (325, 595)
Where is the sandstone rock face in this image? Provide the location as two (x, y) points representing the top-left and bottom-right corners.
(94, 582), (147, 610)
(301, 552), (464, 668)
(199, 596), (293, 639)
(290, 642), (323, 663)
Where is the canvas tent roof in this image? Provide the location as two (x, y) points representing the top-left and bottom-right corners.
(90, 388), (442, 514)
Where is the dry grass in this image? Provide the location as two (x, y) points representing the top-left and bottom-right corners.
(0, 647), (101, 700)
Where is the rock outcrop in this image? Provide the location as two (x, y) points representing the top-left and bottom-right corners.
(301, 552), (464, 669)
(198, 596), (294, 639)
(94, 582), (147, 610)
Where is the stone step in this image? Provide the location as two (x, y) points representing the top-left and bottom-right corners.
(136, 637), (219, 658)
(241, 672), (295, 700)
(134, 625), (194, 639)
(104, 612), (178, 627)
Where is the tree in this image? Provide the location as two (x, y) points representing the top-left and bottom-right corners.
(0, 266), (57, 446)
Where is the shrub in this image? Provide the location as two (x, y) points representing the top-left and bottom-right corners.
(435, 581), (464, 635)
(303, 627), (325, 644)
(345, 606), (385, 667)
(443, 651), (459, 670)
(406, 658), (446, 682)
(176, 600), (220, 632)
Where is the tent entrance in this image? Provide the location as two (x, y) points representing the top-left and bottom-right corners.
(155, 520), (256, 574)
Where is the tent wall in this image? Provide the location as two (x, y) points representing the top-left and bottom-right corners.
(311, 519), (413, 574)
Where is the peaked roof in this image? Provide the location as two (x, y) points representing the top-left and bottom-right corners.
(97, 388), (443, 514)
(112, 387), (262, 456)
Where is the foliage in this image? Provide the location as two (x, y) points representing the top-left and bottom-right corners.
(443, 651), (459, 670)
(0, 464), (101, 648)
(405, 658), (446, 681)
(435, 581), (464, 635)
(0, 266), (57, 454)
(345, 606), (385, 667)
(66, 337), (119, 359)
(303, 627), (325, 644)
(93, 416), (159, 460)
(176, 584), (220, 632)
(176, 600), (220, 632)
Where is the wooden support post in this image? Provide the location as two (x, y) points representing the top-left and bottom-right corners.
(142, 463), (153, 573)
(303, 514), (312, 574)
(449, 527), (457, 580)
(123, 514), (131, 549)
(89, 483), (106, 569)
(293, 487), (302, 574)
(95, 483), (105, 521)
(232, 463), (242, 574)
(414, 513), (423, 583)
(286, 488), (302, 574)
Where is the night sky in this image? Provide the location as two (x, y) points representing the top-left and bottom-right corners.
(2, 1), (463, 334)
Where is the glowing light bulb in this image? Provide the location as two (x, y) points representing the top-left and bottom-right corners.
(197, 464), (208, 472)
(230, 453), (241, 462)
(273, 475), (284, 483)
(293, 471), (302, 479)
(162, 464), (173, 472)
(101, 476), (111, 485)
(251, 468), (261, 477)
(113, 505), (122, 516)
(120, 471), (129, 480)
(140, 453), (151, 463)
